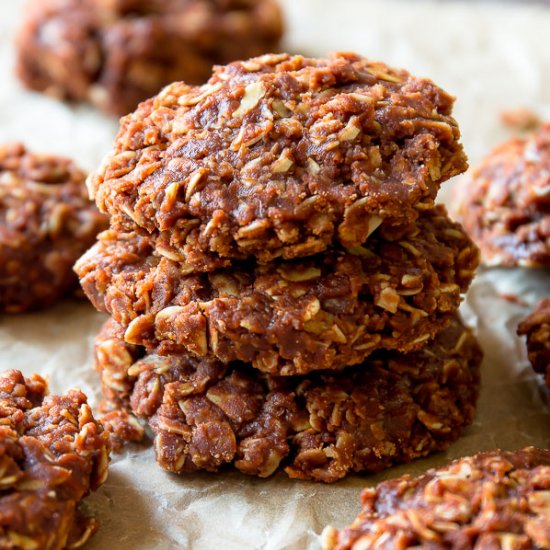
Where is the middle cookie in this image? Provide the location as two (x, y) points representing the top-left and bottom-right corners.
(76, 205), (478, 375)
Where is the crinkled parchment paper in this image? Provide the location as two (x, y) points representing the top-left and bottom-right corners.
(1, 1), (550, 548)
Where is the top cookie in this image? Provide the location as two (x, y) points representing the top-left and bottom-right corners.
(455, 123), (550, 267)
(90, 52), (467, 271)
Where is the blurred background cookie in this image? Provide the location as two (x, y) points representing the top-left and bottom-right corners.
(0, 143), (107, 313)
(15, 0), (284, 116)
(455, 123), (550, 267)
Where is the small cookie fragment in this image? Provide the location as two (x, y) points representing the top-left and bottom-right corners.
(323, 447), (550, 549)
(88, 52), (467, 268)
(94, 315), (481, 483)
(0, 370), (110, 549)
(500, 107), (541, 132)
(76, 205), (479, 375)
(16, 0), (284, 116)
(99, 409), (146, 452)
(517, 298), (550, 389)
(0, 143), (107, 313)
(455, 123), (550, 267)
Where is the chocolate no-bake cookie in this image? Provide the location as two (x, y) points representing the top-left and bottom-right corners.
(16, 0), (284, 116)
(0, 370), (110, 549)
(455, 123), (550, 267)
(323, 447), (550, 549)
(76, 205), (479, 375)
(94, 315), (481, 483)
(518, 299), (550, 390)
(88, 52), (468, 270)
(0, 144), (107, 313)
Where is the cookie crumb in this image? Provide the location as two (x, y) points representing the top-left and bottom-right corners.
(500, 107), (541, 132)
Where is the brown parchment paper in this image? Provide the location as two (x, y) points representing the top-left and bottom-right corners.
(1, 1), (550, 548)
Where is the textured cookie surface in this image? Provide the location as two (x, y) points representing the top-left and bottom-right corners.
(16, 0), (284, 116)
(88, 52), (467, 270)
(455, 123), (550, 267)
(323, 447), (550, 549)
(76, 205), (479, 375)
(0, 370), (110, 549)
(94, 315), (481, 483)
(0, 143), (107, 313)
(518, 298), (550, 389)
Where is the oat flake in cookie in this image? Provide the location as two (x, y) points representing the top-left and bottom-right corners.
(455, 123), (550, 267)
(323, 447), (550, 549)
(16, 0), (284, 117)
(94, 315), (481, 483)
(0, 370), (110, 549)
(76, 205), (479, 375)
(0, 144), (107, 313)
(518, 298), (550, 390)
(88, 52), (468, 271)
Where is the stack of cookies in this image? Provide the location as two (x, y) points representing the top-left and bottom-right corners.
(76, 52), (482, 483)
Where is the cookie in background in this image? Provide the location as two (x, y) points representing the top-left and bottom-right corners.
(15, 0), (284, 116)
(0, 143), (107, 314)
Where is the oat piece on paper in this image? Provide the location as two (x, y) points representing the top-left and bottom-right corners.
(87, 52), (468, 271)
(518, 298), (550, 390)
(76, 205), (479, 375)
(94, 315), (481, 483)
(16, 0), (284, 116)
(323, 447), (550, 549)
(0, 143), (107, 313)
(0, 370), (110, 549)
(455, 123), (550, 267)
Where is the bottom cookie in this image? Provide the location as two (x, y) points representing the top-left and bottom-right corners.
(323, 447), (550, 549)
(0, 370), (110, 549)
(95, 315), (481, 483)
(518, 299), (550, 390)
